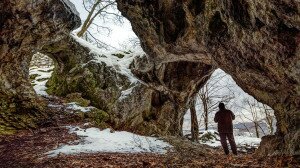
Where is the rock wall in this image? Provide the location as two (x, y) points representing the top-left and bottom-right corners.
(117, 0), (300, 155)
(43, 35), (213, 136)
(128, 57), (213, 135)
(0, 0), (211, 137)
(0, 0), (80, 134)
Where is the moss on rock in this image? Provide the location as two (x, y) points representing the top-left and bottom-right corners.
(86, 109), (109, 128)
(65, 93), (90, 107)
(0, 99), (47, 135)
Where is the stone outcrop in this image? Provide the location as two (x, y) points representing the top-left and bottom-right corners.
(116, 0), (300, 155)
(42, 35), (212, 136)
(0, 0), (80, 134)
(123, 57), (213, 135)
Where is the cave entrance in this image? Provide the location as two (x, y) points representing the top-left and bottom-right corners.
(29, 53), (54, 97)
(183, 69), (276, 145)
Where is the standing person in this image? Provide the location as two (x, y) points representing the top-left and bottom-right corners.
(214, 102), (237, 155)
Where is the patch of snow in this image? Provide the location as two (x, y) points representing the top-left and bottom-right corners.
(198, 129), (261, 148)
(71, 34), (144, 84)
(33, 80), (49, 96)
(234, 136), (261, 147)
(29, 66), (54, 72)
(118, 86), (135, 101)
(30, 66), (54, 96)
(83, 123), (90, 126)
(48, 104), (64, 108)
(201, 140), (220, 147)
(66, 102), (95, 112)
(46, 126), (172, 157)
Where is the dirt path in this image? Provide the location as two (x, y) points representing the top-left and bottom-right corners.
(0, 97), (299, 168)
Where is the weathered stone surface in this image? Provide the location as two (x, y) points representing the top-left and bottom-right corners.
(0, 0), (80, 133)
(42, 35), (131, 113)
(116, 0), (300, 155)
(43, 35), (212, 136)
(115, 57), (213, 135)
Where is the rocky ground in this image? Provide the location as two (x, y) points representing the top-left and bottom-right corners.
(0, 96), (299, 168)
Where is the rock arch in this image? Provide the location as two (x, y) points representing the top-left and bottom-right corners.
(41, 35), (214, 136)
(0, 0), (81, 133)
(116, 0), (300, 155)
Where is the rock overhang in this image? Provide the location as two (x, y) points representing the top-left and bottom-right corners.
(116, 0), (300, 155)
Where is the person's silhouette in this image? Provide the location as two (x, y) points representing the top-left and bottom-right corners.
(214, 102), (237, 155)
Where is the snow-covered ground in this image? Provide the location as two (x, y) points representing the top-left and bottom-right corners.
(200, 131), (261, 147)
(66, 102), (96, 113)
(29, 66), (54, 96)
(46, 126), (172, 157)
(186, 130), (261, 150)
(183, 108), (263, 150)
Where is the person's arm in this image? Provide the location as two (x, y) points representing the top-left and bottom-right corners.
(214, 112), (219, 123)
(231, 111), (235, 120)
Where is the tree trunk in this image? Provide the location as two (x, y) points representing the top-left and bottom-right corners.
(77, 0), (101, 37)
(203, 98), (208, 130)
(263, 105), (274, 135)
(254, 122), (260, 138)
(190, 99), (199, 142)
(269, 121), (274, 135)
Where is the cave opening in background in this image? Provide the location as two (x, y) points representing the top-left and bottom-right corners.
(183, 69), (277, 145)
(29, 53), (54, 97)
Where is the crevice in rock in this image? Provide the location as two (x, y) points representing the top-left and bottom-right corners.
(255, 18), (265, 29)
(229, 0), (252, 29)
(277, 22), (299, 58)
(208, 11), (229, 44)
(188, 0), (205, 16)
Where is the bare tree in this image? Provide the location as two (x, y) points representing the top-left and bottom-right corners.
(261, 104), (275, 135)
(119, 37), (142, 51)
(197, 70), (235, 130)
(77, 0), (123, 49)
(240, 98), (267, 138)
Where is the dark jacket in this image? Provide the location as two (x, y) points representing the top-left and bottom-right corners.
(214, 109), (235, 133)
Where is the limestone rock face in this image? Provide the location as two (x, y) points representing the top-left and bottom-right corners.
(42, 35), (132, 123)
(117, 0), (300, 155)
(44, 35), (212, 136)
(0, 0), (80, 133)
(126, 57), (213, 135)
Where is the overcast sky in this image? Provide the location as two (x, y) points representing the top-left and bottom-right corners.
(70, 0), (138, 50)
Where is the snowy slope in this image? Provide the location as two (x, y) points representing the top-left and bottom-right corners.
(47, 126), (172, 157)
(71, 34), (143, 85)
